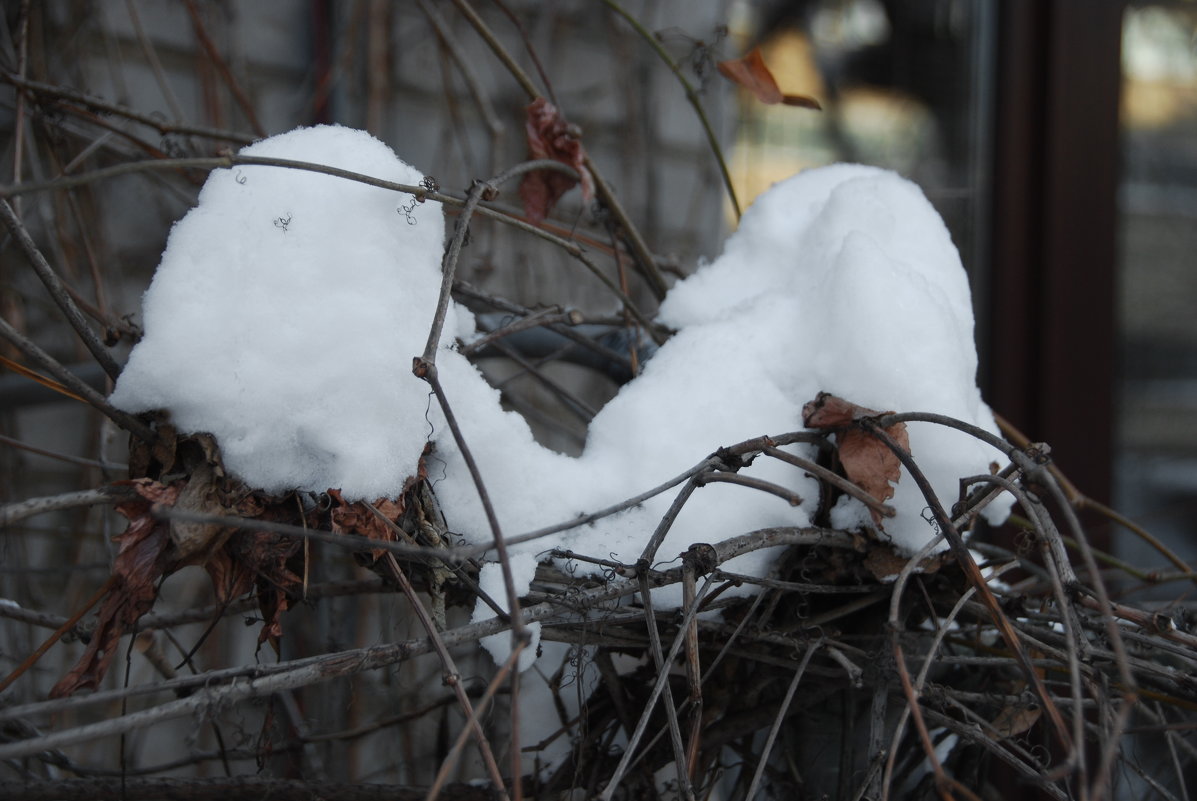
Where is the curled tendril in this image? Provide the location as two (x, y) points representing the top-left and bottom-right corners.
(398, 197), (419, 225)
(1028, 742), (1051, 768)
(794, 596), (811, 622)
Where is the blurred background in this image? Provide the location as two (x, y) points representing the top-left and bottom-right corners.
(1, 0), (1195, 787)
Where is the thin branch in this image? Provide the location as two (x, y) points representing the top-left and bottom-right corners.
(424, 642), (524, 801)
(885, 537), (953, 798)
(0, 777), (499, 801)
(637, 470), (704, 565)
(154, 507), (467, 562)
(413, 363), (527, 649)
(11, 0), (30, 219)
(450, 0), (669, 299)
(182, 0), (266, 137)
(422, 179), (492, 363)
(0, 198), (123, 380)
(0, 485), (133, 527)
(0, 72), (256, 143)
(416, 0), (505, 167)
(600, 0), (741, 220)
(490, 0), (559, 105)
(0, 156), (662, 337)
(499, 457), (717, 550)
(459, 307), (583, 358)
(448, 0), (541, 99)
(638, 571), (698, 801)
(0, 431), (127, 472)
(0, 576), (116, 694)
(744, 640), (820, 801)
(124, 0), (186, 122)
(597, 574), (713, 801)
(376, 548), (509, 800)
(0, 313), (154, 441)
(862, 419), (1077, 758)
(583, 156), (670, 299)
(693, 471), (804, 506)
(764, 444), (894, 518)
(486, 337), (598, 422)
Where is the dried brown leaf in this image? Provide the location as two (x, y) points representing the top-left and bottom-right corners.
(50, 479), (181, 697)
(203, 546), (253, 605)
(803, 392), (909, 528)
(717, 48), (821, 109)
(170, 460), (234, 564)
(990, 700), (1042, 739)
(329, 489), (406, 563)
(863, 543), (950, 582)
(519, 98), (595, 223)
(232, 529), (304, 648)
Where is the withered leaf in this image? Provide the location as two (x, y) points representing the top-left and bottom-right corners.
(990, 700), (1042, 740)
(329, 489), (406, 563)
(203, 545), (253, 606)
(863, 542), (951, 582)
(50, 479), (181, 697)
(203, 493), (308, 650)
(520, 98), (595, 223)
(803, 392), (910, 528)
(170, 460), (234, 564)
(234, 529), (303, 649)
(717, 48), (822, 109)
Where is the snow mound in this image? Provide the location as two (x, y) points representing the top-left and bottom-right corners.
(111, 125), (468, 498)
(652, 164), (1007, 549)
(113, 127), (1011, 657)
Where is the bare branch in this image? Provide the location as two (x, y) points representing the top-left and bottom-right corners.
(0, 485), (133, 527)
(0, 313), (154, 441)
(0, 71), (255, 143)
(0, 198), (123, 380)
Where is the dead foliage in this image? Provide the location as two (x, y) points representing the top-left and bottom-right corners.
(717, 47), (822, 109)
(519, 97), (595, 223)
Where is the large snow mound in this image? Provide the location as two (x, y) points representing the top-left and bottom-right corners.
(112, 126), (1010, 630)
(111, 125), (469, 498)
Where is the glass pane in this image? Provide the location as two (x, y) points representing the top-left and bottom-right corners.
(728, 0), (997, 283)
(1114, 3), (1197, 585)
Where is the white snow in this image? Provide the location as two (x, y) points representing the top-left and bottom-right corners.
(112, 125), (1011, 668)
(110, 124), (467, 498)
(474, 553), (542, 673)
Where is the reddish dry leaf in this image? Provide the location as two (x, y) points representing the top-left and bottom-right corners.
(329, 489), (406, 563)
(520, 98), (595, 223)
(203, 492), (278, 604)
(206, 494), (308, 649)
(235, 529), (303, 648)
(50, 479), (181, 697)
(803, 392), (909, 528)
(203, 546), (254, 605)
(203, 528), (303, 650)
(717, 48), (822, 109)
